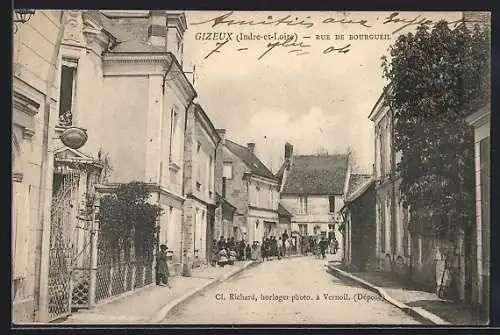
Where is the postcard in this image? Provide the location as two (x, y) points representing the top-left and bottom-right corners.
(12, 9), (490, 326)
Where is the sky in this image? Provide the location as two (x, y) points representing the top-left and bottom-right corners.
(182, 11), (462, 173)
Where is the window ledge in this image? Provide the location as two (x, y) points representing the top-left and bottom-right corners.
(169, 162), (181, 172)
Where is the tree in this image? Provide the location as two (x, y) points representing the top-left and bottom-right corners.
(381, 21), (490, 239)
(99, 181), (163, 262)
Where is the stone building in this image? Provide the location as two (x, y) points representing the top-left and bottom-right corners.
(368, 88), (416, 281)
(340, 175), (376, 271)
(12, 9), (65, 324)
(277, 143), (347, 247)
(12, 9), (196, 322)
(63, 10), (196, 278)
(182, 103), (219, 267)
(217, 133), (280, 243)
(213, 129), (237, 241)
(465, 102), (490, 318)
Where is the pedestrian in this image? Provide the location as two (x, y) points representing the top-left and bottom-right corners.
(155, 244), (171, 288)
(319, 237), (328, 260)
(284, 238), (291, 257)
(282, 230), (289, 245)
(271, 236), (278, 259)
(210, 239), (218, 267)
(245, 243), (252, 260)
(277, 237), (283, 260)
(260, 239), (266, 261)
(218, 236), (226, 251)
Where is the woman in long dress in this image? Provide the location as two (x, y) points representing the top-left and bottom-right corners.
(155, 244), (171, 288)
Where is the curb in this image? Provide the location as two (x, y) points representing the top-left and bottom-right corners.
(149, 261), (258, 323)
(325, 264), (451, 326)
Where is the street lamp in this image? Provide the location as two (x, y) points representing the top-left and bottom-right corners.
(13, 9), (35, 24)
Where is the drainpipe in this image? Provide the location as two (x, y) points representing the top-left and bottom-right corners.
(212, 136), (222, 242)
(181, 94), (196, 269)
(36, 11), (69, 322)
(155, 58), (173, 258)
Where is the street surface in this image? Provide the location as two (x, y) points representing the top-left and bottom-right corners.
(163, 255), (421, 324)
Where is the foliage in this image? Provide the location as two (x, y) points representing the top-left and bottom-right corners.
(99, 181), (163, 251)
(381, 21), (490, 238)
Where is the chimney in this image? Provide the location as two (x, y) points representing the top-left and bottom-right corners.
(247, 143), (255, 154)
(147, 10), (167, 47)
(166, 11), (188, 64)
(216, 129), (226, 145)
(285, 142), (293, 160)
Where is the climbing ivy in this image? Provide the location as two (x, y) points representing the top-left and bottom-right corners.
(99, 181), (163, 252)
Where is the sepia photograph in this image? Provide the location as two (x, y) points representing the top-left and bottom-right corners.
(11, 9), (491, 326)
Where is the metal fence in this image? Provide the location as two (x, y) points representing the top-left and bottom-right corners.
(94, 258), (153, 303)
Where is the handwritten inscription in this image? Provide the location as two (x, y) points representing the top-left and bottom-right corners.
(191, 11), (469, 61)
(192, 11), (467, 34)
(201, 33), (391, 60)
(192, 11), (315, 29)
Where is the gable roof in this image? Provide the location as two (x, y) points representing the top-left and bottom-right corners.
(224, 139), (276, 181)
(281, 154), (349, 195)
(346, 177), (375, 203)
(347, 174), (372, 198)
(278, 202), (293, 217)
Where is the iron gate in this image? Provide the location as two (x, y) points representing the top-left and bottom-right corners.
(47, 171), (79, 321)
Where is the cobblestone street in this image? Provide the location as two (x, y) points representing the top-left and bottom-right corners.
(163, 256), (421, 324)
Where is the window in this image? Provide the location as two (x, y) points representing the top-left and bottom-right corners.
(269, 188), (274, 209)
(299, 224), (307, 236)
(169, 109), (179, 163)
(328, 195), (336, 213)
(196, 141), (202, 190)
(255, 185), (260, 206)
(58, 58), (78, 126)
(385, 118), (392, 176)
(377, 201), (385, 253)
(223, 162), (233, 179)
(299, 195), (308, 214)
(208, 155), (214, 197)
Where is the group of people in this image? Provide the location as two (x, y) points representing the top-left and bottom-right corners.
(155, 230), (339, 287)
(302, 235), (339, 259)
(260, 230), (295, 261)
(211, 236), (254, 267)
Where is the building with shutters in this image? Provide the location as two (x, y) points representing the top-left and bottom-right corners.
(276, 143), (348, 248)
(182, 103), (219, 267)
(216, 132), (280, 243)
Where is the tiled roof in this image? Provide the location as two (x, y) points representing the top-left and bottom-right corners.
(346, 177), (374, 203)
(347, 174), (372, 198)
(278, 203), (293, 217)
(281, 154), (349, 195)
(225, 139), (277, 181)
(83, 11), (157, 53)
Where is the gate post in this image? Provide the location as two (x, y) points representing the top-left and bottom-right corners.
(88, 199), (100, 308)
